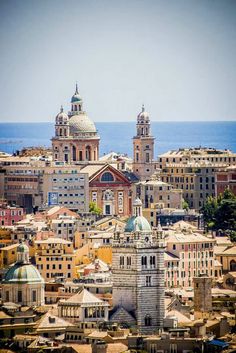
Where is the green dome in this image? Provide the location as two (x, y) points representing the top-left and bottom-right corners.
(71, 94), (82, 103)
(3, 264), (44, 284)
(125, 216), (151, 233)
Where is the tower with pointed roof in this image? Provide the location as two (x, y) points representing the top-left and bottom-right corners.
(52, 84), (100, 163)
(133, 105), (155, 180)
(111, 199), (165, 334)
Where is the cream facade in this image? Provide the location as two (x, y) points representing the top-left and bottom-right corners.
(135, 176), (183, 210)
(158, 148), (236, 209)
(58, 288), (109, 323)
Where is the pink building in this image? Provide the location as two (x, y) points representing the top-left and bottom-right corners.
(0, 203), (24, 226)
(165, 230), (215, 288)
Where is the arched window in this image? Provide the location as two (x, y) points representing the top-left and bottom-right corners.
(127, 256), (131, 267)
(86, 146), (91, 161)
(72, 146), (76, 161)
(101, 172), (114, 182)
(145, 315), (152, 326)
(142, 256), (147, 267)
(230, 260), (236, 271)
(150, 256), (156, 268)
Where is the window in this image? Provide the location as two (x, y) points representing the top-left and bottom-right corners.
(32, 290), (36, 302)
(120, 256), (124, 267)
(146, 276), (151, 286)
(6, 291), (9, 302)
(101, 172), (114, 182)
(142, 256), (147, 267)
(145, 315), (152, 326)
(150, 256), (156, 267)
(18, 290), (22, 302)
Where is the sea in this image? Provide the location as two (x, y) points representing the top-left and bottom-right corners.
(0, 121), (235, 157)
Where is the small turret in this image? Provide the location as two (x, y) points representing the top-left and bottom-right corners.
(70, 83), (83, 114)
(17, 240), (30, 264)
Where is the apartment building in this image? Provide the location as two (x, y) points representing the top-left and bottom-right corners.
(158, 148), (236, 209)
(164, 228), (215, 288)
(0, 202), (24, 226)
(42, 167), (89, 213)
(134, 175), (183, 209)
(51, 216), (79, 243)
(35, 238), (76, 281)
(0, 157), (89, 213)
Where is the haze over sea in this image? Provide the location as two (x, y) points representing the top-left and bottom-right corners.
(0, 122), (235, 157)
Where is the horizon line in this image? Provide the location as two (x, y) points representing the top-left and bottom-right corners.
(0, 120), (236, 124)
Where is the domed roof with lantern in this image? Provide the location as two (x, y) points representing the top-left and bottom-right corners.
(55, 106), (69, 124)
(2, 241), (44, 284)
(71, 83), (83, 103)
(124, 198), (151, 233)
(137, 105), (149, 121)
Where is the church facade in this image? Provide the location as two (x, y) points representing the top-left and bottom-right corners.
(52, 84), (100, 163)
(111, 199), (165, 334)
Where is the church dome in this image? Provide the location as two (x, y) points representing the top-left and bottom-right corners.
(125, 215), (151, 233)
(56, 106), (69, 124)
(138, 105), (149, 121)
(69, 113), (97, 134)
(71, 93), (82, 103)
(3, 264), (44, 284)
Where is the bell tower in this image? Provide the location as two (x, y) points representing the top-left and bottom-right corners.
(133, 105), (155, 181)
(111, 199), (165, 334)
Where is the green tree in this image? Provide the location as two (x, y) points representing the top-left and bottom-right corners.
(182, 199), (189, 210)
(201, 189), (236, 238)
(89, 201), (102, 215)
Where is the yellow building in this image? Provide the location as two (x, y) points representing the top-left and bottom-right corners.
(35, 238), (76, 281)
(0, 243), (18, 269)
(216, 245), (236, 273)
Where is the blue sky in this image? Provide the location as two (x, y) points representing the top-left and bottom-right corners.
(0, 0), (236, 122)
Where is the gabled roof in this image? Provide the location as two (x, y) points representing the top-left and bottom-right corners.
(36, 312), (73, 330)
(221, 245), (236, 255)
(81, 163), (131, 185)
(165, 309), (192, 324)
(63, 288), (108, 305)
